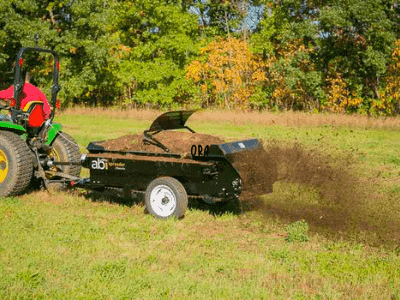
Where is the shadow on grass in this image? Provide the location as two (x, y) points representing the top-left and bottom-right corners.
(81, 188), (145, 208)
(253, 195), (400, 251)
(188, 197), (243, 216)
(80, 188), (244, 217)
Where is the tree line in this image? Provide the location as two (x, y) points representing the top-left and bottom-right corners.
(1, 0), (399, 114)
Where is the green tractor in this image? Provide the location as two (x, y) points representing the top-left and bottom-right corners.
(0, 38), (81, 197)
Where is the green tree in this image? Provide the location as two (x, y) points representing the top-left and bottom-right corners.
(0, 0), (120, 106)
(111, 0), (202, 108)
(251, 0), (399, 112)
(0, 0), (266, 108)
(251, 2), (325, 110)
(318, 0), (397, 103)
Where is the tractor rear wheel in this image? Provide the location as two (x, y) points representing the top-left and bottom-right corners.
(49, 132), (81, 178)
(145, 177), (188, 219)
(0, 131), (33, 197)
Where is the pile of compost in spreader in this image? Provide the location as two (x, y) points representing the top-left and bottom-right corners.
(96, 131), (277, 196)
(98, 131), (225, 154)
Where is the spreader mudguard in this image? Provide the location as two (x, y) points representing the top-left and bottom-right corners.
(207, 138), (263, 156)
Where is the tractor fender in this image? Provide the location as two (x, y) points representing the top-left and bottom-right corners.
(0, 121), (26, 135)
(46, 123), (62, 145)
(0, 122), (62, 145)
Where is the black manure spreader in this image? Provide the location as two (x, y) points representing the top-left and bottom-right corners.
(51, 111), (277, 218)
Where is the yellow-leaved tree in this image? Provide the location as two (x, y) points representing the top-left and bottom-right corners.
(186, 37), (266, 109)
(323, 57), (363, 113)
(372, 39), (400, 115)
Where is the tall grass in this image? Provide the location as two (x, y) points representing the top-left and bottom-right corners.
(63, 107), (400, 128)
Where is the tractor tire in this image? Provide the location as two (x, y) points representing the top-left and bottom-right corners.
(145, 177), (188, 219)
(0, 131), (33, 197)
(50, 132), (81, 178)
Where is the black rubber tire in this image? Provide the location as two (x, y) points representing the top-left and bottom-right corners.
(0, 131), (33, 197)
(144, 177), (188, 219)
(50, 132), (81, 177)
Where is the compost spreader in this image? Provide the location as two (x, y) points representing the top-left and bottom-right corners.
(74, 110), (277, 219)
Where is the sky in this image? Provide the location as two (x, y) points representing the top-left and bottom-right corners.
(188, 1), (265, 33)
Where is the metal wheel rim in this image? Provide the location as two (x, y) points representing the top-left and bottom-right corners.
(47, 148), (61, 178)
(150, 185), (177, 217)
(0, 149), (8, 183)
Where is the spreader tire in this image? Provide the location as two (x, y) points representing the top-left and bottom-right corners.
(0, 131), (33, 197)
(145, 177), (188, 219)
(50, 132), (81, 177)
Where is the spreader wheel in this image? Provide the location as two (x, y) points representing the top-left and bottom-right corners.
(145, 177), (188, 219)
(0, 131), (33, 197)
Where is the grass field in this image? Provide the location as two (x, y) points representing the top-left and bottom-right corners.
(1, 108), (400, 299)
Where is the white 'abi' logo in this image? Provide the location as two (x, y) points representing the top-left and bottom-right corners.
(91, 158), (108, 170)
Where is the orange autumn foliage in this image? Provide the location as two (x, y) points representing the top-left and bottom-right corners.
(186, 37), (266, 109)
(186, 37), (400, 114)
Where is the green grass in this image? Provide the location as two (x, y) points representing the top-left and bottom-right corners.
(1, 110), (400, 298)
(1, 193), (399, 299)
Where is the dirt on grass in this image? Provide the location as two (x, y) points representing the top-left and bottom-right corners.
(244, 141), (400, 249)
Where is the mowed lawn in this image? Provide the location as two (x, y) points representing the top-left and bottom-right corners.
(1, 109), (400, 299)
